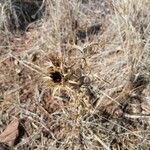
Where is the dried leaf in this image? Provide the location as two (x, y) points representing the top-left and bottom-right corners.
(0, 119), (19, 147)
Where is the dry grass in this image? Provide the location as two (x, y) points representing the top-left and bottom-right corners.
(0, 0), (150, 149)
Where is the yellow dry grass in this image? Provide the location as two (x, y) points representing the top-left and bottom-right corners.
(0, 0), (149, 149)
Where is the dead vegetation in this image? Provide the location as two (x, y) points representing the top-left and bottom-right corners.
(0, 0), (150, 149)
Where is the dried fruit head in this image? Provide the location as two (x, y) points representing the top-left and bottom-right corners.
(50, 71), (62, 83)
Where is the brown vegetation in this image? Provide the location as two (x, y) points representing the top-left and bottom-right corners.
(0, 0), (149, 149)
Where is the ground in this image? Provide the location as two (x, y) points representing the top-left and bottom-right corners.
(0, 0), (150, 149)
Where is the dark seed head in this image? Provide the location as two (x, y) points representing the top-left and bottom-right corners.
(50, 71), (62, 83)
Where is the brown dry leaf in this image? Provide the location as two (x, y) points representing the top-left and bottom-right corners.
(0, 119), (19, 147)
